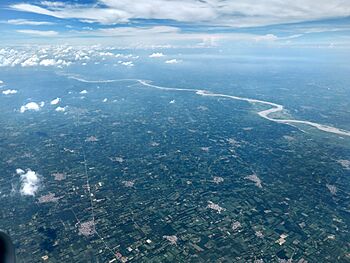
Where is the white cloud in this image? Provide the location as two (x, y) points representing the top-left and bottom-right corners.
(197, 36), (220, 47)
(12, 3), (57, 17)
(96, 26), (179, 37)
(6, 19), (54, 25)
(50, 97), (61, 105)
(80, 89), (88, 94)
(0, 46), (128, 67)
(40, 1), (67, 8)
(165, 59), (181, 64)
(18, 169), (40, 196)
(2, 89), (18, 95)
(20, 102), (43, 113)
(99, 51), (114, 56)
(39, 58), (71, 67)
(0, 47), (81, 68)
(119, 61), (134, 67)
(254, 34), (278, 41)
(40, 58), (56, 66)
(16, 168), (25, 175)
(149, 52), (165, 58)
(10, 0), (350, 27)
(0, 80), (3, 85)
(17, 29), (58, 36)
(21, 55), (39, 67)
(73, 26), (257, 47)
(11, 2), (130, 25)
(55, 106), (66, 112)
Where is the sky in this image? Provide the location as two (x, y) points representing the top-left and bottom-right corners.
(0, 0), (350, 48)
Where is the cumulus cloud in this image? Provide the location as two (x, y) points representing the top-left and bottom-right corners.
(0, 46), (140, 68)
(40, 59), (71, 67)
(21, 55), (39, 67)
(115, 53), (138, 59)
(149, 52), (165, 58)
(99, 51), (114, 56)
(55, 106), (66, 112)
(165, 59), (181, 64)
(2, 89), (18, 95)
(39, 59), (56, 66)
(80, 89), (88, 94)
(118, 61), (134, 67)
(50, 97), (61, 105)
(0, 80), (3, 85)
(20, 102), (44, 113)
(17, 169), (40, 196)
(16, 168), (25, 174)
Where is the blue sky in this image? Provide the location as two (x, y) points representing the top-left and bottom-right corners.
(0, 0), (350, 47)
